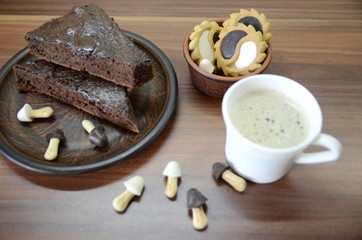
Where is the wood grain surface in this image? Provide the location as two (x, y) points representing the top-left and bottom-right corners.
(1, 1), (361, 239)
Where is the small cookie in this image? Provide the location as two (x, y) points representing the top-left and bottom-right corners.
(189, 21), (222, 69)
(214, 24), (268, 76)
(223, 8), (272, 42)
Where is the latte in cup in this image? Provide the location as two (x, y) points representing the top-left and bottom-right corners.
(223, 74), (341, 183)
(230, 89), (309, 148)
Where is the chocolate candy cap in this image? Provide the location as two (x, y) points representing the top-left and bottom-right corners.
(45, 129), (65, 142)
(212, 162), (230, 180)
(187, 188), (207, 209)
(89, 126), (108, 147)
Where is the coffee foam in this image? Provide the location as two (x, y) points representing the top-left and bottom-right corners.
(230, 90), (309, 148)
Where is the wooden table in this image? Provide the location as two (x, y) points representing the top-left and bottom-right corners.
(1, 1), (361, 239)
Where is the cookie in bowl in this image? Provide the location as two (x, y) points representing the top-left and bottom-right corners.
(183, 8), (272, 98)
(214, 24), (268, 77)
(189, 21), (222, 74)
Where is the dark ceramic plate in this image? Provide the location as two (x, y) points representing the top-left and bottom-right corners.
(0, 30), (178, 174)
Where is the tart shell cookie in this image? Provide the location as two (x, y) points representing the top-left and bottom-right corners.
(223, 8), (272, 42)
(214, 24), (268, 77)
(189, 21), (222, 65)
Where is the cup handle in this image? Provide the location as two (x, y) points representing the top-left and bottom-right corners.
(295, 134), (342, 164)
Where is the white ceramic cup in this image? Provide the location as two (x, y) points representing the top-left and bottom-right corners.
(222, 74), (342, 184)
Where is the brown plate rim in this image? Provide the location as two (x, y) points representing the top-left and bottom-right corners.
(0, 30), (178, 174)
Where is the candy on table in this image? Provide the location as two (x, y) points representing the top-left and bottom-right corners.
(212, 162), (247, 192)
(214, 24), (268, 77)
(189, 21), (222, 73)
(44, 129), (65, 161)
(82, 119), (108, 148)
(112, 176), (145, 213)
(222, 8), (272, 42)
(187, 188), (208, 230)
(162, 161), (182, 198)
(17, 103), (53, 122)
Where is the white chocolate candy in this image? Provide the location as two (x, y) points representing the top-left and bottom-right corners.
(189, 21), (221, 66)
(162, 161), (182, 178)
(199, 59), (215, 73)
(199, 30), (214, 61)
(163, 161), (182, 198)
(235, 41), (257, 69)
(17, 104), (54, 122)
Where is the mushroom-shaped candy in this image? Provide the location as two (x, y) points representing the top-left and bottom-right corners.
(82, 120), (108, 147)
(112, 176), (145, 213)
(44, 129), (65, 161)
(212, 162), (246, 192)
(17, 104), (54, 122)
(187, 188), (208, 230)
(162, 161), (182, 198)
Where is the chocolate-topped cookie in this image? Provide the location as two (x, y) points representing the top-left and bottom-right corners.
(223, 8), (272, 42)
(189, 21), (222, 65)
(214, 24), (268, 76)
(189, 21), (222, 73)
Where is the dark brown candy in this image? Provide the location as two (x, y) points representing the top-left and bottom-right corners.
(212, 32), (220, 44)
(187, 188), (208, 209)
(220, 30), (247, 59)
(238, 16), (263, 33)
(89, 126), (108, 147)
(45, 129), (65, 142)
(212, 162), (230, 180)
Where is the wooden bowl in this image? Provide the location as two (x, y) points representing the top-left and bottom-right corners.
(183, 21), (272, 98)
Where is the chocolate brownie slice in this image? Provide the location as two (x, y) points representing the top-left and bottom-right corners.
(25, 4), (153, 89)
(14, 59), (139, 133)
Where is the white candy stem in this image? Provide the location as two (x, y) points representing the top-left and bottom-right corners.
(29, 107), (54, 119)
(112, 190), (135, 213)
(82, 120), (96, 134)
(192, 206), (208, 230)
(44, 138), (60, 161)
(165, 177), (178, 198)
(221, 170), (247, 192)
